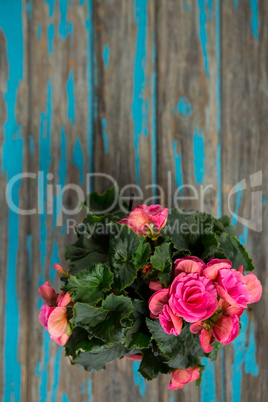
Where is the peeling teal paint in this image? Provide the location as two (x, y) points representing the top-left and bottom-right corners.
(263, 196), (267, 206)
(170, 393), (175, 402)
(29, 134), (34, 155)
(215, 0), (221, 218)
(201, 359), (216, 402)
(72, 138), (85, 184)
(27, 234), (32, 283)
(59, 0), (74, 40)
(183, 0), (190, 12)
(39, 331), (52, 402)
(197, 0), (210, 77)
(249, 0), (259, 39)
(45, 0), (55, 18)
(132, 361), (146, 397)
(231, 312), (259, 401)
(177, 97), (192, 117)
(132, 0), (148, 184)
(103, 44), (110, 68)
(48, 23), (55, 55)
(87, 378), (92, 402)
(172, 142), (183, 193)
(66, 69), (76, 124)
(81, 382), (85, 394)
(51, 347), (62, 402)
(193, 128), (205, 184)
(101, 118), (109, 155)
(151, 36), (157, 201)
(25, 0), (32, 20)
(85, 0), (94, 185)
(0, 1), (24, 399)
(62, 394), (69, 402)
(37, 24), (42, 40)
(233, 0), (238, 10)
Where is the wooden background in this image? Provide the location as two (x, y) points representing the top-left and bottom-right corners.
(0, 0), (267, 401)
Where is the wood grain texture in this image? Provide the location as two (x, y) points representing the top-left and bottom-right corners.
(221, 1), (268, 401)
(0, 0), (267, 401)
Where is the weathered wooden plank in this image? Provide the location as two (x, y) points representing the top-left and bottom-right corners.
(92, 1), (169, 401)
(27, 1), (94, 401)
(156, 1), (222, 401)
(221, 1), (268, 401)
(0, 1), (29, 401)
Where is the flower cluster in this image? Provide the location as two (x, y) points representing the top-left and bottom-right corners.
(149, 257), (261, 356)
(38, 188), (262, 391)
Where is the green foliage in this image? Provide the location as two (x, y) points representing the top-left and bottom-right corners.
(150, 242), (173, 286)
(62, 264), (113, 305)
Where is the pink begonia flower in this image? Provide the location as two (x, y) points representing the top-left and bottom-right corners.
(148, 289), (169, 318)
(146, 205), (168, 230)
(174, 256), (206, 277)
(203, 259), (232, 281)
(243, 273), (262, 304)
(159, 305), (183, 336)
(119, 204), (168, 236)
(169, 272), (217, 323)
(190, 321), (213, 353)
(53, 263), (70, 278)
(168, 367), (200, 390)
(125, 354), (143, 361)
(38, 281), (58, 306)
(212, 315), (239, 345)
(216, 268), (250, 308)
(149, 280), (163, 291)
(38, 282), (72, 346)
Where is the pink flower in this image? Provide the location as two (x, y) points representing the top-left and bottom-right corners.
(38, 282), (72, 346)
(243, 272), (262, 304)
(38, 281), (58, 306)
(212, 315), (239, 345)
(146, 205), (168, 230)
(159, 305), (183, 336)
(119, 204), (168, 236)
(169, 272), (217, 322)
(169, 367), (200, 390)
(190, 321), (213, 353)
(53, 263), (69, 278)
(149, 280), (163, 291)
(203, 259), (232, 281)
(216, 269), (250, 308)
(217, 298), (244, 317)
(174, 256), (206, 277)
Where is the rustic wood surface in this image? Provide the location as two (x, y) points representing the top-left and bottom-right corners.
(0, 0), (267, 401)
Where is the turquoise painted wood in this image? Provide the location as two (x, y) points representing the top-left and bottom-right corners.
(0, 0), (267, 401)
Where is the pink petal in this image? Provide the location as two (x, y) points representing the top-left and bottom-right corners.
(148, 289), (169, 317)
(125, 354), (143, 361)
(238, 265), (244, 274)
(215, 283), (241, 307)
(51, 333), (70, 346)
(39, 305), (55, 330)
(203, 259), (232, 281)
(244, 273), (262, 304)
(38, 281), (58, 306)
(174, 256), (206, 276)
(149, 281), (163, 291)
(218, 298), (244, 317)
(212, 315), (239, 345)
(191, 367), (201, 382)
(171, 368), (192, 386)
(48, 307), (67, 337)
(53, 263), (69, 278)
(190, 321), (205, 334)
(57, 291), (72, 307)
(199, 328), (213, 353)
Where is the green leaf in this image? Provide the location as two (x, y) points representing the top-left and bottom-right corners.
(138, 349), (170, 380)
(65, 327), (107, 360)
(84, 186), (127, 219)
(208, 340), (225, 362)
(72, 294), (133, 344)
(163, 209), (219, 260)
(65, 229), (109, 274)
(62, 264), (114, 305)
(146, 320), (205, 369)
(132, 241), (151, 269)
(109, 223), (148, 291)
(150, 242), (173, 287)
(195, 365), (206, 387)
(216, 232), (254, 271)
(77, 343), (128, 371)
(124, 300), (151, 349)
(214, 215), (237, 236)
